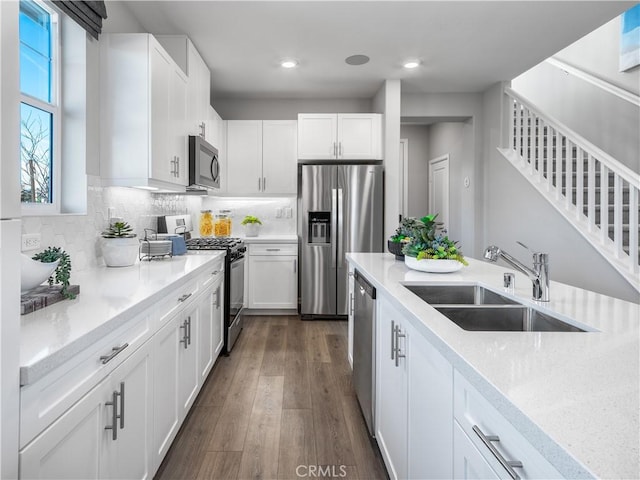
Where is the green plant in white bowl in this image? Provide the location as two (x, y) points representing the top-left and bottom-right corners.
(241, 215), (262, 237)
(28, 246), (74, 298)
(101, 220), (138, 267)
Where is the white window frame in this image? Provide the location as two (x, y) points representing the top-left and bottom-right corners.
(20, 0), (62, 216)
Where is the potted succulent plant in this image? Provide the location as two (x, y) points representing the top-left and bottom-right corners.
(24, 246), (75, 298)
(388, 217), (424, 259)
(241, 215), (262, 237)
(400, 214), (468, 272)
(101, 220), (138, 267)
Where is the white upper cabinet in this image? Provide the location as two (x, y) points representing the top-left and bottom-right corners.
(226, 120), (297, 195)
(100, 34), (188, 190)
(298, 113), (382, 161)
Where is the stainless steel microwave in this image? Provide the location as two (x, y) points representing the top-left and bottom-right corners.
(188, 135), (219, 189)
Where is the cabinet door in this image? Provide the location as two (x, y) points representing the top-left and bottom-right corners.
(337, 114), (382, 160)
(212, 279), (224, 359)
(348, 267), (355, 368)
(149, 43), (172, 184)
(248, 256), (297, 309)
(152, 316), (181, 469)
(262, 120), (297, 194)
(227, 120), (263, 194)
(187, 43), (209, 137)
(197, 275), (223, 384)
(169, 66), (188, 186)
(297, 114), (337, 160)
(100, 341), (153, 480)
(376, 298), (408, 480)
(407, 324), (453, 479)
(453, 422), (501, 480)
(19, 382), (104, 479)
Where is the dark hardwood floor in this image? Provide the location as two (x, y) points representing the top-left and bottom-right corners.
(155, 315), (388, 480)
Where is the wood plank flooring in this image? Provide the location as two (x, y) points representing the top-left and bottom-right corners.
(155, 315), (388, 480)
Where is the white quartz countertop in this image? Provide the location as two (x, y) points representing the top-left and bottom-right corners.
(347, 253), (639, 480)
(239, 234), (298, 244)
(20, 252), (225, 386)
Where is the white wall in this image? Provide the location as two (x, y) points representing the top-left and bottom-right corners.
(482, 82), (638, 302)
(399, 125), (430, 218)
(214, 98), (372, 120)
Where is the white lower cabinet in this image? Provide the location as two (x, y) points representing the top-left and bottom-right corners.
(453, 422), (501, 480)
(19, 341), (152, 480)
(197, 269), (224, 383)
(247, 243), (298, 309)
(376, 294), (453, 480)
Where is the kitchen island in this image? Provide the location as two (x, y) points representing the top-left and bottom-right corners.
(347, 253), (639, 480)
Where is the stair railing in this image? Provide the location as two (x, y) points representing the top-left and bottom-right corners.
(504, 87), (639, 289)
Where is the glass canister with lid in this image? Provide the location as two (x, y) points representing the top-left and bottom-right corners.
(214, 210), (232, 237)
(199, 210), (214, 237)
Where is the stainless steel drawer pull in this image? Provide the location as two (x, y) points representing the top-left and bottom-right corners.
(105, 389), (120, 441)
(391, 320), (395, 360)
(266, 248), (281, 251)
(473, 425), (523, 480)
(211, 270), (219, 275)
(187, 316), (192, 345)
(178, 293), (192, 302)
(180, 320), (189, 349)
(100, 343), (129, 365)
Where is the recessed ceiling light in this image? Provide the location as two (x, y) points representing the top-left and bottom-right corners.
(281, 60), (298, 69)
(345, 54), (370, 66)
(403, 61), (420, 69)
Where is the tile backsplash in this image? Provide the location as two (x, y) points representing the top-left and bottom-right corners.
(21, 176), (297, 278)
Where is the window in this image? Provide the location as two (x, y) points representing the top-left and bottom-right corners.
(19, 0), (60, 212)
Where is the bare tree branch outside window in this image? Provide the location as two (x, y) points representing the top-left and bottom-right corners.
(20, 108), (52, 204)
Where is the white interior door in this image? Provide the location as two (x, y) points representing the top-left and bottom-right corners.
(429, 155), (450, 230)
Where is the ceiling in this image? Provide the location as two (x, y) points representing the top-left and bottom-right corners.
(118, 1), (635, 101)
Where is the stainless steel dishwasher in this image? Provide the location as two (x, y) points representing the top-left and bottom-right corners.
(352, 269), (376, 437)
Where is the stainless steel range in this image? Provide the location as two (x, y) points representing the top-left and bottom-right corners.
(185, 237), (246, 354)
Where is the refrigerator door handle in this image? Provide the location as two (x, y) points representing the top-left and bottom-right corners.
(331, 188), (338, 267)
(337, 188), (344, 265)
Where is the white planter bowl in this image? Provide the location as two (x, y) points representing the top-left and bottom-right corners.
(21, 254), (59, 292)
(404, 256), (463, 273)
(101, 237), (139, 267)
(244, 223), (260, 237)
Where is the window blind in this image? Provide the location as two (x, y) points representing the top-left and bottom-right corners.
(52, 1), (107, 39)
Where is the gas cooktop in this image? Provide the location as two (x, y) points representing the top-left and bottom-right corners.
(185, 237), (245, 251)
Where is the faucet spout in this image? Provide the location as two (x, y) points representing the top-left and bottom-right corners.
(484, 245), (550, 301)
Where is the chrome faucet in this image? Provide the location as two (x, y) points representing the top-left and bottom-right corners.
(484, 242), (550, 301)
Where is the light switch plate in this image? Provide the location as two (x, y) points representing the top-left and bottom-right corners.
(284, 207), (292, 218)
(275, 208), (283, 218)
(22, 233), (41, 251)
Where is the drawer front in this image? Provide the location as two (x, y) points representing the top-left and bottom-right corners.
(155, 277), (199, 326)
(249, 243), (298, 256)
(20, 313), (150, 449)
(453, 371), (562, 479)
(201, 258), (225, 290)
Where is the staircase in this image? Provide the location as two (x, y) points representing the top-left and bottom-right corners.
(500, 87), (640, 292)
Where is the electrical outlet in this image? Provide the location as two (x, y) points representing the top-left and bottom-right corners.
(284, 207), (292, 218)
(275, 208), (283, 218)
(22, 233), (42, 251)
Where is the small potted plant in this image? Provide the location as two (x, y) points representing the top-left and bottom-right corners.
(241, 215), (262, 237)
(401, 214), (468, 272)
(101, 220), (138, 267)
(388, 217), (423, 260)
(25, 246), (75, 298)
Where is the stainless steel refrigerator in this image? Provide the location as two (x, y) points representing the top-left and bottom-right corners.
(299, 164), (383, 317)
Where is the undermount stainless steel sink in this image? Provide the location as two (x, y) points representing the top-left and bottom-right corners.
(403, 283), (588, 332)
(434, 306), (586, 332)
(404, 284), (519, 305)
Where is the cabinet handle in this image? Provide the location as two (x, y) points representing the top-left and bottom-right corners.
(293, 258), (297, 273)
(200, 121), (206, 138)
(211, 270), (219, 275)
(214, 287), (221, 309)
(339, 142), (342, 157)
(395, 325), (406, 367)
(100, 343), (129, 365)
(391, 320), (395, 360)
(266, 248), (281, 252)
(180, 320), (189, 349)
(187, 316), (192, 345)
(105, 389), (120, 441)
(349, 292), (354, 316)
(176, 156), (180, 177)
(258, 177), (261, 191)
(178, 293), (192, 302)
(118, 382), (125, 429)
(333, 142), (337, 158)
(472, 425), (523, 480)
(263, 177), (266, 191)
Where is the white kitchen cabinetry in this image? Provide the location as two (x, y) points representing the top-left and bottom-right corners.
(226, 120), (297, 195)
(198, 267), (224, 383)
(376, 294), (453, 480)
(247, 243), (298, 309)
(100, 34), (188, 190)
(453, 371), (562, 480)
(19, 341), (152, 480)
(297, 113), (382, 161)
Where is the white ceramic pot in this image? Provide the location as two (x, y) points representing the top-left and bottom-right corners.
(21, 254), (59, 292)
(244, 223), (260, 237)
(404, 256), (463, 273)
(101, 237), (139, 267)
